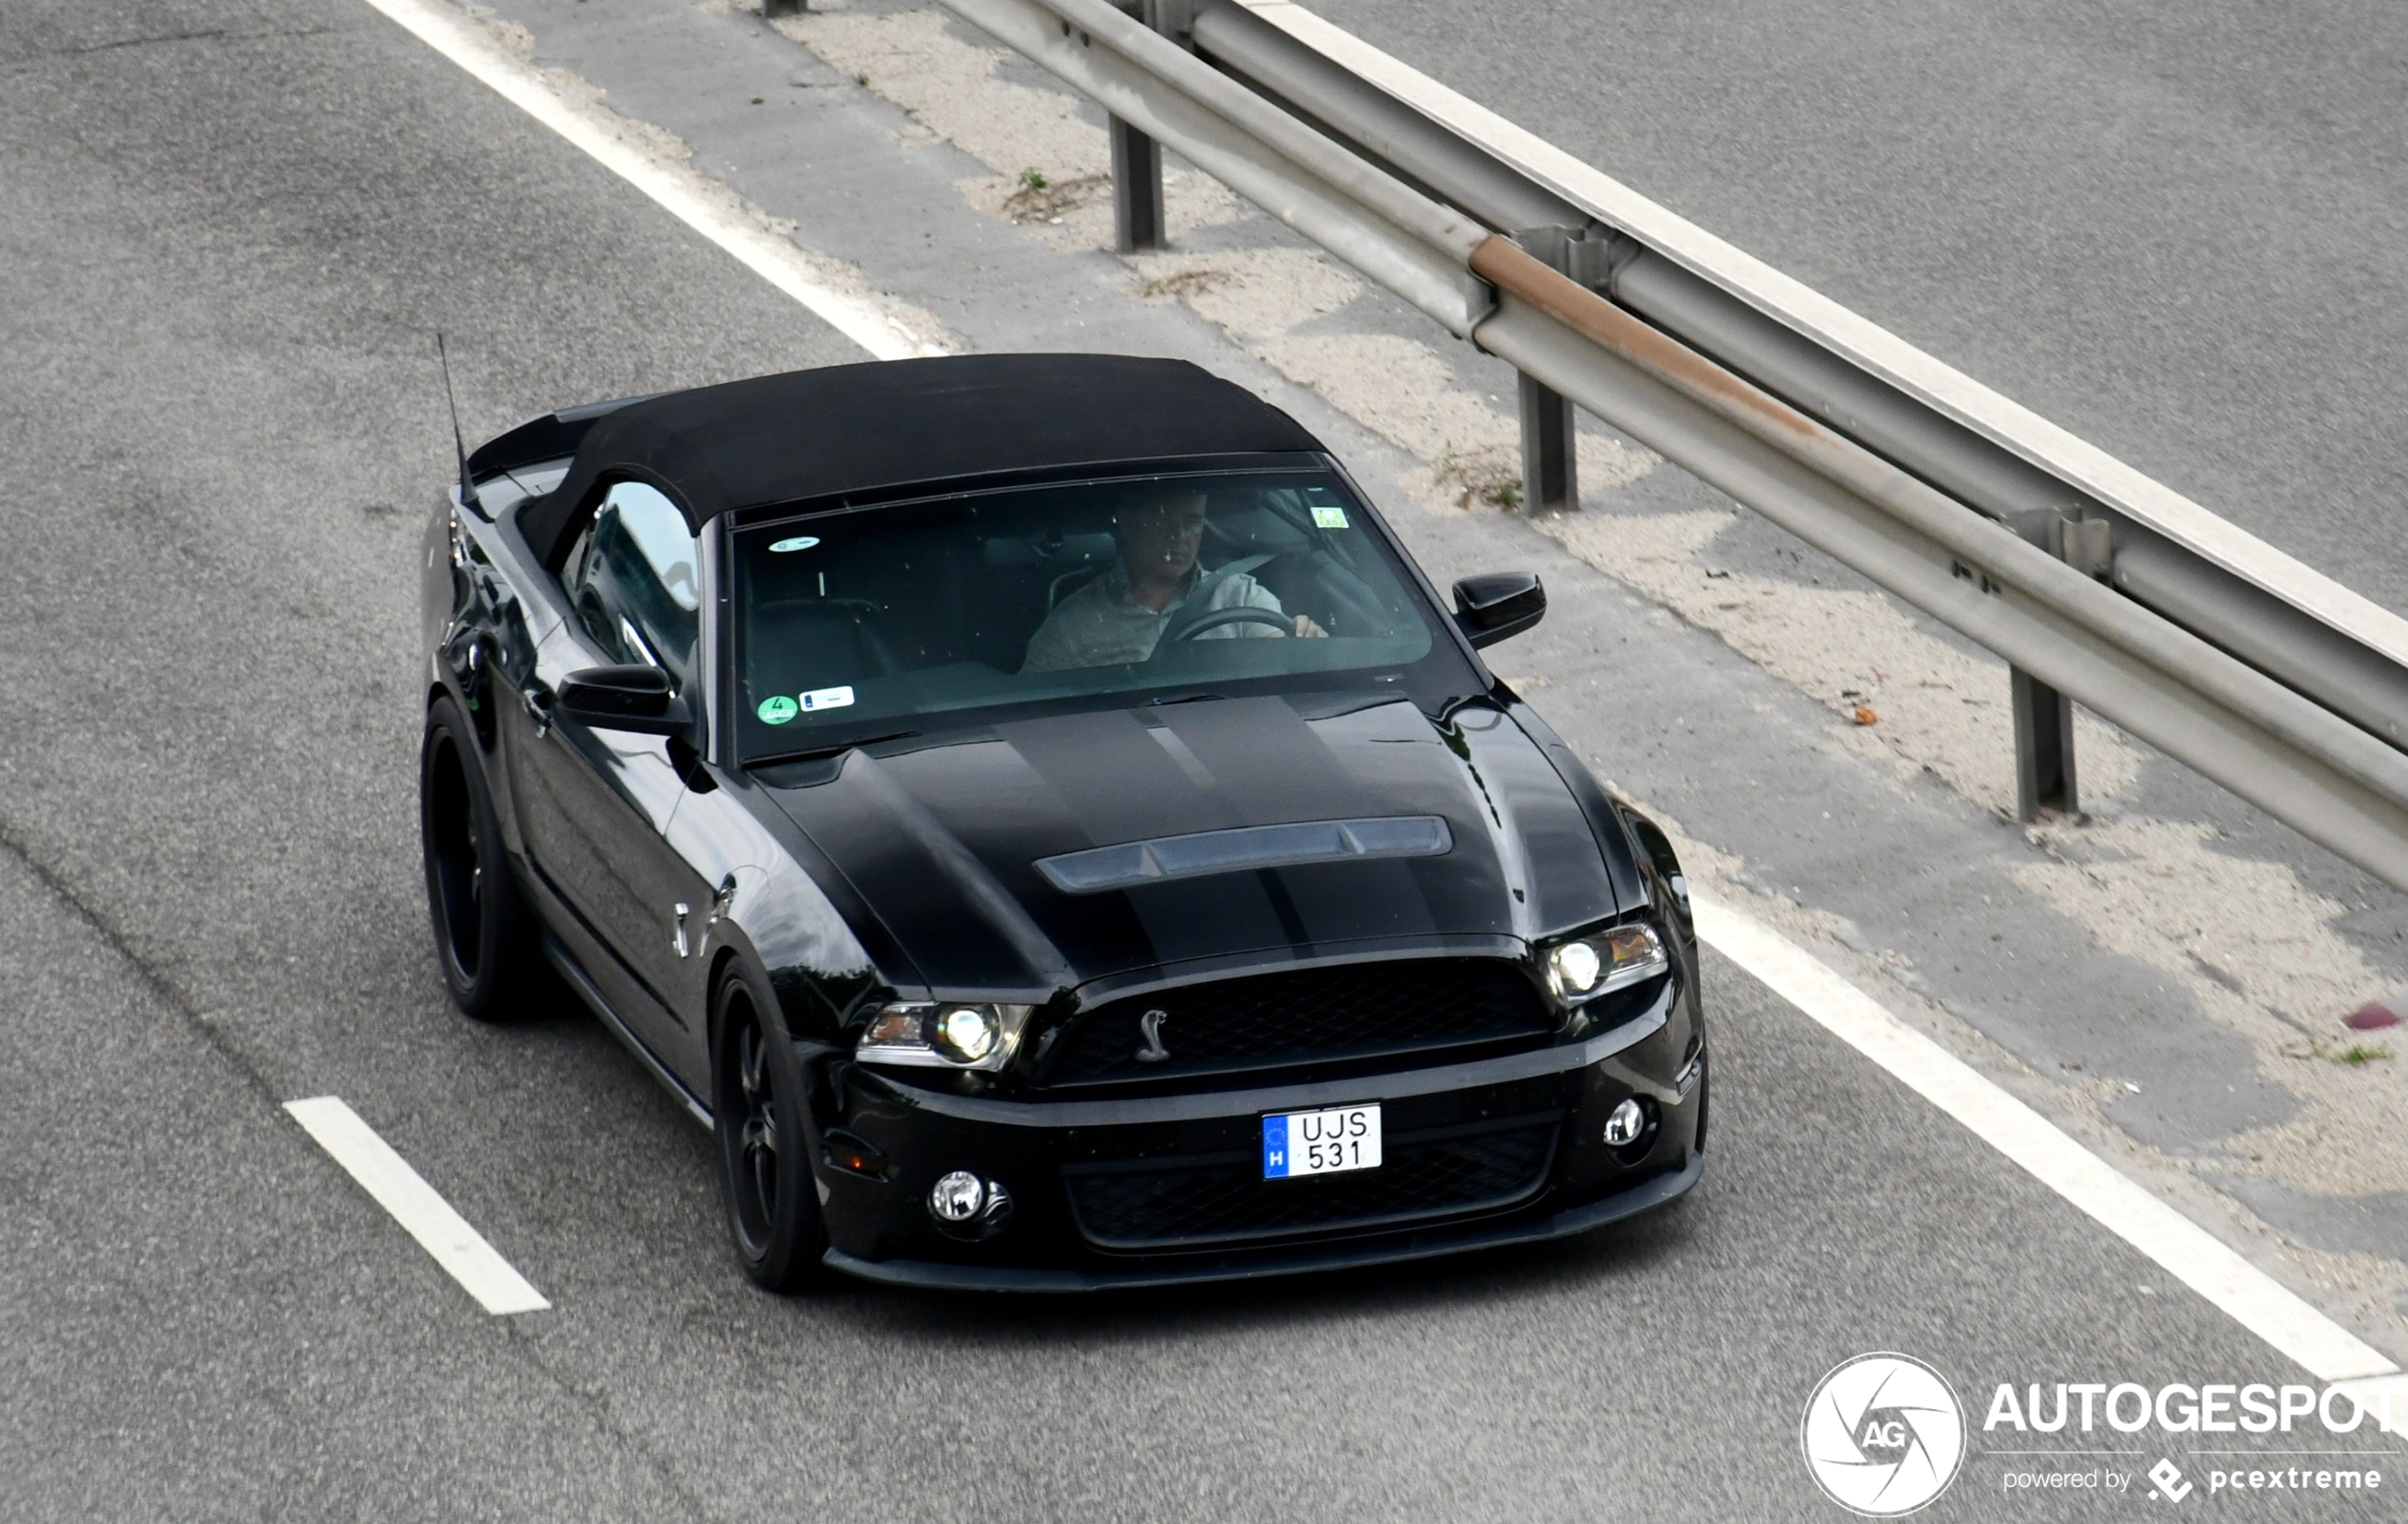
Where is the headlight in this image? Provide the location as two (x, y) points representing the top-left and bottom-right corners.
(1546, 922), (1669, 1003)
(1550, 940), (1603, 995)
(856, 1002), (1031, 1071)
(936, 1006), (1000, 1063)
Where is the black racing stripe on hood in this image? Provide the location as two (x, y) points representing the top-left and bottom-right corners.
(1148, 696), (1369, 818)
(995, 708), (1294, 963)
(1001, 698), (1450, 952)
(1148, 698), (1445, 947)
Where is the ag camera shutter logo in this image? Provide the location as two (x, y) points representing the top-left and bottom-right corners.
(1800, 1352), (1966, 1515)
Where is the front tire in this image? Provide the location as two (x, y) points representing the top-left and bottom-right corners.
(714, 971), (828, 1292)
(420, 695), (540, 1020)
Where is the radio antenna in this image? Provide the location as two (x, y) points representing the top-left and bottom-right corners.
(437, 332), (480, 512)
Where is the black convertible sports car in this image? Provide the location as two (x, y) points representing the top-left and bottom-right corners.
(418, 354), (1706, 1290)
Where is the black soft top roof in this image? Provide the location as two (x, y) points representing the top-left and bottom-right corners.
(510, 354), (1324, 562)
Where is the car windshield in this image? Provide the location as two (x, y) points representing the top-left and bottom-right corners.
(731, 469), (1468, 757)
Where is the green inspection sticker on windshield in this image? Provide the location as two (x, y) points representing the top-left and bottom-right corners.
(1311, 505), (1350, 529)
(757, 695), (799, 725)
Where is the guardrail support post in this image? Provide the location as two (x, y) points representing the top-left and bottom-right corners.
(2008, 513), (2114, 821)
(2011, 667), (2077, 822)
(1104, 0), (1187, 255)
(1110, 118), (1165, 253)
(1511, 228), (1581, 514)
(1517, 374), (1576, 516)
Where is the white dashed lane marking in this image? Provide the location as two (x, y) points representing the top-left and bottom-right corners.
(285, 1097), (550, 1315)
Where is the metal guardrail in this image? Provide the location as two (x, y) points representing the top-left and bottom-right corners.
(936, 0), (2408, 893)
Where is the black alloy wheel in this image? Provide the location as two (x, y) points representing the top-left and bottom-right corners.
(713, 972), (827, 1292)
(419, 696), (539, 1020)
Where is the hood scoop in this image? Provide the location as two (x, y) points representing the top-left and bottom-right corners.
(1034, 815), (1453, 896)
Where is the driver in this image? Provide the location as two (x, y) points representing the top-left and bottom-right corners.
(1022, 487), (1325, 672)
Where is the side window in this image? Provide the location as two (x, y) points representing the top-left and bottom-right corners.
(564, 481), (701, 683)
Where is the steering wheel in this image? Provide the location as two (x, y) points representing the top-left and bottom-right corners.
(1173, 606), (1294, 641)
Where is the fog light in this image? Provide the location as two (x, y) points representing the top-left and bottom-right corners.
(1603, 1098), (1649, 1148)
(929, 1170), (985, 1222)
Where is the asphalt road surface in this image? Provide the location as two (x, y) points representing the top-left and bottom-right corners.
(1315, 0), (2408, 611)
(0, 1), (2397, 1518)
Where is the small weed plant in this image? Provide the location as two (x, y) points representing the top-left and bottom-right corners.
(1432, 445), (1525, 511)
(2312, 1042), (2394, 1066)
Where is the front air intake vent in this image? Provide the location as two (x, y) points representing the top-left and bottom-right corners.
(1065, 1116), (1560, 1249)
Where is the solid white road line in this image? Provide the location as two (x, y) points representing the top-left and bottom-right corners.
(285, 1097), (550, 1315)
(1697, 892), (2401, 1395)
(354, 0), (942, 363)
(366, 0), (2402, 1396)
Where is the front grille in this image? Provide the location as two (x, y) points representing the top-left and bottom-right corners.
(1042, 958), (1553, 1088)
(1064, 1116), (1560, 1250)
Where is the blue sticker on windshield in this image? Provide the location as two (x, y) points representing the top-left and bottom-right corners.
(770, 535), (821, 553)
(1310, 506), (1349, 530)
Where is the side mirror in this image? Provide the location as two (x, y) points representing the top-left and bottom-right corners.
(556, 664), (692, 735)
(1451, 572), (1546, 648)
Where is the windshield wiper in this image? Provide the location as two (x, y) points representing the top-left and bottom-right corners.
(1148, 691), (1224, 706)
(750, 729), (920, 765)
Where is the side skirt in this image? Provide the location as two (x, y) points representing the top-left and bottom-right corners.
(539, 928), (714, 1130)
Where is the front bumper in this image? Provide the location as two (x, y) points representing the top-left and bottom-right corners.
(826, 1152), (1700, 1291)
(807, 980), (1705, 1291)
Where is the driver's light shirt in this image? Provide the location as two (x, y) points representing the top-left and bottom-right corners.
(1022, 561), (1286, 672)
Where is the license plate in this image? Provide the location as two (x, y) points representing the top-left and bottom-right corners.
(1262, 1104), (1382, 1179)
